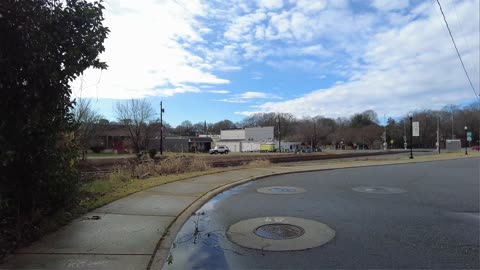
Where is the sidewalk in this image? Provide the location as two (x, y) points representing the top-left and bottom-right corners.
(1, 153), (478, 270)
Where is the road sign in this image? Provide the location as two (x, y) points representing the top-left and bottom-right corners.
(467, 136), (472, 142)
(412, 122), (419, 136)
(467, 131), (472, 137)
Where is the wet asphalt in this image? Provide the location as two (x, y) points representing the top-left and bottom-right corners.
(163, 157), (480, 269)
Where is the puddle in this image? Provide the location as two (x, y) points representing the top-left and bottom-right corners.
(163, 182), (254, 269)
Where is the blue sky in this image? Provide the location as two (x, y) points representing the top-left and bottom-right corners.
(72, 0), (479, 126)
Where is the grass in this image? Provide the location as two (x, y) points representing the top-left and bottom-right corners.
(79, 168), (226, 211)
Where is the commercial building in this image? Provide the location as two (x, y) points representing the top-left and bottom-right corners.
(217, 127), (274, 152)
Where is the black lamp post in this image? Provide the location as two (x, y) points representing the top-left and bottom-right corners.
(160, 101), (165, 156)
(409, 113), (413, 159)
(464, 126), (468, 155)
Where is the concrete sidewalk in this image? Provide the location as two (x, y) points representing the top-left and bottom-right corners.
(1, 153), (478, 270)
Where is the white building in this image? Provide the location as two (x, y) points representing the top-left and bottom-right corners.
(218, 127), (274, 152)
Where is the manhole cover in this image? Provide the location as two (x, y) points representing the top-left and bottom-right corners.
(254, 224), (305, 240)
(227, 216), (335, 251)
(257, 186), (306, 194)
(352, 186), (406, 194)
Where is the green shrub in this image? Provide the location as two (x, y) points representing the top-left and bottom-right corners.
(0, 0), (108, 258)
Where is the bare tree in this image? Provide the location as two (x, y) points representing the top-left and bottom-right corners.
(115, 99), (155, 153)
(72, 98), (104, 151)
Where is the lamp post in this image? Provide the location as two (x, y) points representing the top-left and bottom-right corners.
(464, 126), (468, 155)
(160, 101), (165, 156)
(409, 113), (413, 159)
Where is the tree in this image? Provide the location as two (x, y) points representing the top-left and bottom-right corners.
(0, 0), (108, 256)
(115, 99), (155, 153)
(175, 120), (194, 136)
(350, 110), (379, 128)
(72, 98), (105, 151)
(210, 119), (237, 134)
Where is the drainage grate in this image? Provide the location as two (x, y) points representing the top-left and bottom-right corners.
(352, 186), (406, 194)
(254, 224), (305, 240)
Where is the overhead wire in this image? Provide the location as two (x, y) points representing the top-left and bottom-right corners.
(435, 0), (479, 99)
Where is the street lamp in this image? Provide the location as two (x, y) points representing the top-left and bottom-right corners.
(464, 126), (468, 155)
(409, 113), (413, 159)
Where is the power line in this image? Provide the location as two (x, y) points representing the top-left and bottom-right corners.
(435, 0), (479, 99)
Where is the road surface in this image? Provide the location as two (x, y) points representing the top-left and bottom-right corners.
(164, 157), (480, 269)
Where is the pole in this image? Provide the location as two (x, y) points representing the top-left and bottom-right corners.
(160, 101), (164, 155)
(409, 115), (414, 159)
(465, 128), (468, 155)
(277, 114), (281, 153)
(437, 116), (440, 154)
(451, 106), (454, 139)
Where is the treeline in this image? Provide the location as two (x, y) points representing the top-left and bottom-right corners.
(76, 100), (480, 151)
(166, 103), (480, 149)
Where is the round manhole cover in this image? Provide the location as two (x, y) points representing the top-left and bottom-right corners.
(352, 186), (406, 194)
(257, 186), (306, 194)
(227, 217), (335, 251)
(254, 224), (305, 240)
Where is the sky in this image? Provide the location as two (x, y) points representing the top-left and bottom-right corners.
(72, 0), (480, 126)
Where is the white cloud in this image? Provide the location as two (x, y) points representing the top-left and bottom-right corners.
(239, 91), (269, 99)
(155, 84), (201, 97)
(72, 0), (228, 99)
(234, 110), (265, 116)
(217, 91), (281, 103)
(371, 0), (409, 12)
(208, 90), (230, 94)
(241, 0), (480, 118)
(224, 11), (267, 41)
(257, 0), (284, 10)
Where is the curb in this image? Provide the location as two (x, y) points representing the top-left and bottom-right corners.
(147, 155), (478, 269)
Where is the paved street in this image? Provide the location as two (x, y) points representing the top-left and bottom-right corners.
(165, 158), (480, 269)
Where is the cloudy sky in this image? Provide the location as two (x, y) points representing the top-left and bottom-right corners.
(72, 0), (480, 125)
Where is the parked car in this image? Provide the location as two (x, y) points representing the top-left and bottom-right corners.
(209, 145), (230, 154)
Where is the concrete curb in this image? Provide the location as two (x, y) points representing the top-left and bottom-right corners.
(147, 155), (478, 269)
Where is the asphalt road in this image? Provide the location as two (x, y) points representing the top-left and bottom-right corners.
(163, 157), (480, 269)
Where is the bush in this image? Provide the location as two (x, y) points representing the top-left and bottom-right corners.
(148, 149), (158, 159)
(0, 0), (108, 258)
(90, 146), (105, 154)
(133, 156), (209, 178)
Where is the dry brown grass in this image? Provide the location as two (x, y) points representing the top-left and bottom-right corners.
(133, 156), (210, 177)
(246, 159), (271, 168)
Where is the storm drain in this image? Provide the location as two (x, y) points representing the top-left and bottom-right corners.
(254, 224), (305, 240)
(227, 216), (335, 251)
(352, 186), (406, 194)
(257, 186), (306, 194)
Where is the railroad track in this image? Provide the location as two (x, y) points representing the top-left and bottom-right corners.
(80, 151), (414, 179)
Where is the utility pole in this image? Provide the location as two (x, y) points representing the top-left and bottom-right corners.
(160, 101), (165, 155)
(277, 114), (281, 153)
(437, 115), (440, 154)
(450, 105), (454, 139)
